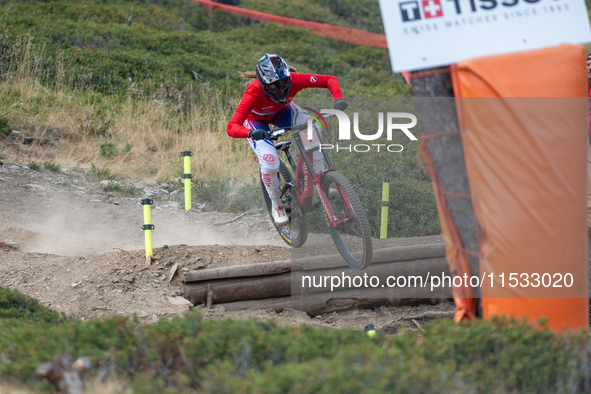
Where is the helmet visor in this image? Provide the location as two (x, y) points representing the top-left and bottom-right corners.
(265, 77), (291, 93)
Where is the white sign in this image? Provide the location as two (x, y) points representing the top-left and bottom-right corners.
(379, 0), (591, 71)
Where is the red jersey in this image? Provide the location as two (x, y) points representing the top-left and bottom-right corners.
(226, 72), (343, 138)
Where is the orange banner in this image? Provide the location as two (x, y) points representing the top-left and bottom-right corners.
(194, 0), (388, 48)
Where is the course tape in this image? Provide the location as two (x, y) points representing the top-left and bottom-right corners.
(194, 0), (388, 48)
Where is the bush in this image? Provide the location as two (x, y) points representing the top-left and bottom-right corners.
(43, 161), (61, 173)
(0, 116), (10, 135)
(99, 142), (118, 157)
(1, 288), (590, 393)
(87, 163), (117, 182)
(0, 287), (66, 324)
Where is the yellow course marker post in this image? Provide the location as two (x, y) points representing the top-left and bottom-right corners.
(181, 151), (193, 211)
(140, 198), (154, 260)
(380, 176), (390, 239)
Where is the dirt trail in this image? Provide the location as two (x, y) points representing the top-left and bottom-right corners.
(0, 162), (452, 330)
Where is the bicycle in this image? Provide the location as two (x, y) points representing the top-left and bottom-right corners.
(259, 109), (373, 270)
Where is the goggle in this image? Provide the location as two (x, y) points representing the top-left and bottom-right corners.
(265, 77), (291, 93)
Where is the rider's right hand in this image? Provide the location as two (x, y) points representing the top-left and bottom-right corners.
(334, 99), (348, 111)
(248, 129), (270, 140)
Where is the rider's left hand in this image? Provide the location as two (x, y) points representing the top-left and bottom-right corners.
(334, 99), (348, 111)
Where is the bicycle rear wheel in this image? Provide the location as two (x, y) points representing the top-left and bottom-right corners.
(260, 161), (308, 247)
(321, 171), (372, 270)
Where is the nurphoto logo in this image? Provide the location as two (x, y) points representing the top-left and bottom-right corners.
(308, 109), (418, 153)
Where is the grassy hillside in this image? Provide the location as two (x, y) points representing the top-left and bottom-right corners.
(0, 0), (405, 98)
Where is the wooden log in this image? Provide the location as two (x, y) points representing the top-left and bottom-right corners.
(180, 260), (292, 283)
(184, 257), (451, 305)
(292, 243), (446, 271)
(184, 272), (291, 305)
(181, 243), (446, 283)
(218, 287), (451, 315)
(219, 296), (393, 315)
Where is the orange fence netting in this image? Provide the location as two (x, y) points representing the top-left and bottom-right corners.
(193, 0), (388, 48)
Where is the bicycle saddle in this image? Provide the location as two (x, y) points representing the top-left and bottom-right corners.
(274, 141), (291, 151)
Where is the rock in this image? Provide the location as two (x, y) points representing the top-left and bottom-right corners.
(158, 274), (165, 280)
(152, 314), (159, 323)
(167, 296), (193, 306)
(37, 277), (46, 283)
(0, 239), (19, 251)
(36, 356), (91, 394)
(214, 305), (226, 315)
(138, 310), (149, 317)
(168, 263), (178, 282)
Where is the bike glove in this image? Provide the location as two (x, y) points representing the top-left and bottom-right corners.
(248, 129), (270, 140)
(334, 99), (348, 111)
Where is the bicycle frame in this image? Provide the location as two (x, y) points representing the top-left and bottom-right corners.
(278, 114), (357, 229)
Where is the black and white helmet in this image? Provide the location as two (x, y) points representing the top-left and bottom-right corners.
(256, 53), (292, 105)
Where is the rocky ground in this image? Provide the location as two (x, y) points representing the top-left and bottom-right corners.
(0, 161), (453, 330)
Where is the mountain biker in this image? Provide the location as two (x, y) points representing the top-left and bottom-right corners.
(226, 53), (348, 226)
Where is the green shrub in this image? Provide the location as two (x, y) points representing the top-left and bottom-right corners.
(99, 142), (118, 157)
(43, 161), (61, 173)
(0, 116), (10, 135)
(122, 141), (133, 155)
(87, 163), (117, 182)
(27, 161), (40, 171)
(1, 288), (590, 393)
(0, 287), (66, 324)
(102, 180), (140, 197)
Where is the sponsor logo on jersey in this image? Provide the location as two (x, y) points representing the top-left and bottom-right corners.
(310, 76), (317, 83)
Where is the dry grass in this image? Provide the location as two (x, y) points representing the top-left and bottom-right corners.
(0, 44), (258, 183)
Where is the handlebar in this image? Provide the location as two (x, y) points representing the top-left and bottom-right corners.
(268, 112), (335, 141)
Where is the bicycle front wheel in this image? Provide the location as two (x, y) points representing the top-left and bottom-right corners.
(321, 171), (372, 270)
